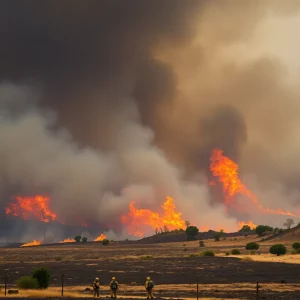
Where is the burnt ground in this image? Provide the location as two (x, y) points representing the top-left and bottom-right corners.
(0, 243), (300, 299)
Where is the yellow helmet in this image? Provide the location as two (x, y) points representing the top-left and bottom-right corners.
(112, 277), (116, 280)
(95, 278), (99, 281)
(146, 277), (150, 280)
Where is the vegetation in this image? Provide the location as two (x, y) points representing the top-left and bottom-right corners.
(270, 244), (287, 256)
(239, 225), (251, 233)
(225, 252), (230, 256)
(32, 267), (50, 289)
(201, 250), (215, 257)
(255, 225), (273, 236)
(140, 255), (153, 260)
(246, 242), (260, 251)
(199, 240), (205, 247)
(283, 219), (294, 230)
(185, 220), (191, 228)
(185, 226), (199, 241)
(17, 276), (38, 289)
(81, 237), (88, 243)
(292, 242), (300, 250)
(102, 239), (110, 246)
(74, 235), (81, 243)
(231, 249), (241, 255)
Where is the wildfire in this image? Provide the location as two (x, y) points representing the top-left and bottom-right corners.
(237, 221), (257, 230)
(121, 196), (185, 237)
(210, 148), (295, 216)
(5, 195), (57, 222)
(94, 233), (107, 242)
(59, 238), (75, 243)
(21, 240), (41, 247)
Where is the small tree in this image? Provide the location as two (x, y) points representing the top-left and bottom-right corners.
(81, 237), (88, 243)
(255, 225), (273, 236)
(17, 276), (38, 289)
(102, 239), (110, 246)
(199, 240), (205, 247)
(231, 249), (240, 255)
(214, 233), (221, 242)
(292, 242), (300, 250)
(163, 225), (169, 233)
(239, 225), (251, 233)
(246, 242), (260, 251)
(74, 235), (81, 243)
(185, 226), (199, 241)
(32, 267), (50, 289)
(283, 219), (294, 230)
(185, 221), (191, 229)
(155, 228), (159, 235)
(270, 244), (287, 256)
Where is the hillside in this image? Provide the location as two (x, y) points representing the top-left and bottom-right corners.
(267, 224), (300, 242)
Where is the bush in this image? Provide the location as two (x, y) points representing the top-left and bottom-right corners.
(140, 255), (153, 260)
(55, 256), (62, 261)
(32, 268), (50, 289)
(291, 249), (300, 254)
(201, 250), (215, 257)
(231, 249), (241, 255)
(255, 225), (273, 236)
(16, 276), (38, 289)
(74, 235), (81, 243)
(199, 241), (205, 247)
(246, 242), (260, 251)
(81, 237), (88, 243)
(185, 226), (199, 241)
(225, 252), (230, 256)
(102, 239), (110, 246)
(292, 242), (300, 250)
(214, 233), (221, 242)
(270, 244), (287, 256)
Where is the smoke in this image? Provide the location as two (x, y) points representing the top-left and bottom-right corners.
(1, 0), (300, 239)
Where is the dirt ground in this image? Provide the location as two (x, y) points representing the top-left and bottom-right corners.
(1, 238), (300, 299)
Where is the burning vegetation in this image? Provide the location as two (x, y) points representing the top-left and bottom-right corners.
(94, 233), (107, 242)
(21, 240), (41, 247)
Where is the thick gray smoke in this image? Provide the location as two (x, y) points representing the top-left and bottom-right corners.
(1, 1), (300, 240)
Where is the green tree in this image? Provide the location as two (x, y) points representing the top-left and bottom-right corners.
(185, 226), (199, 240)
(163, 225), (169, 233)
(81, 237), (88, 243)
(102, 239), (110, 246)
(270, 244), (287, 256)
(74, 235), (81, 243)
(255, 225), (273, 236)
(239, 225), (251, 232)
(185, 221), (191, 229)
(214, 233), (221, 242)
(292, 242), (300, 250)
(32, 267), (50, 289)
(246, 242), (260, 250)
(16, 276), (38, 289)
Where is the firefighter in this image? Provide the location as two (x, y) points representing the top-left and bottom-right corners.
(145, 277), (155, 299)
(110, 276), (119, 298)
(92, 277), (100, 298)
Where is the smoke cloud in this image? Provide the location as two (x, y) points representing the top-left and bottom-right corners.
(1, 1), (300, 240)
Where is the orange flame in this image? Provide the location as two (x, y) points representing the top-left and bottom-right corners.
(94, 233), (107, 242)
(59, 238), (75, 243)
(21, 240), (41, 247)
(210, 149), (295, 216)
(237, 221), (257, 230)
(121, 196), (185, 237)
(5, 195), (57, 222)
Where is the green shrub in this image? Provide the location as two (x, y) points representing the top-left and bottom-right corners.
(291, 249), (300, 254)
(55, 256), (62, 261)
(201, 250), (215, 257)
(81, 237), (88, 243)
(214, 233), (221, 242)
(188, 253), (198, 258)
(74, 235), (81, 243)
(246, 242), (259, 251)
(270, 244), (287, 256)
(231, 249), (241, 255)
(246, 269), (254, 272)
(185, 226), (199, 241)
(199, 240), (205, 247)
(292, 242), (300, 250)
(250, 250), (256, 255)
(140, 255), (153, 260)
(225, 252), (230, 256)
(32, 268), (50, 289)
(16, 276), (38, 289)
(102, 239), (110, 246)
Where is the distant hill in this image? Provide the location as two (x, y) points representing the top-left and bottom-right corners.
(265, 224), (300, 242)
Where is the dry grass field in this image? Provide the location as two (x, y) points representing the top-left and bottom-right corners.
(0, 232), (300, 299)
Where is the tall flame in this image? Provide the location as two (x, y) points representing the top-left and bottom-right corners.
(237, 221), (257, 230)
(5, 195), (57, 222)
(59, 238), (75, 243)
(210, 149), (295, 216)
(94, 233), (107, 242)
(121, 196), (185, 237)
(21, 240), (41, 247)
